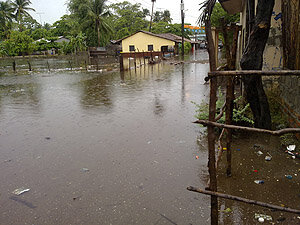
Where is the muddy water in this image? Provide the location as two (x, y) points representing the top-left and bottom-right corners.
(0, 51), (213, 224)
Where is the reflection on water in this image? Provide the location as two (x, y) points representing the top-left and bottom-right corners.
(0, 51), (214, 225)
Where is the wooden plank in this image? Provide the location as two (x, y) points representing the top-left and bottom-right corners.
(187, 187), (300, 215)
(194, 120), (300, 135)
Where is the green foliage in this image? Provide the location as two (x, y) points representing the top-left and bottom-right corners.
(109, 1), (148, 40)
(11, 0), (36, 31)
(180, 42), (192, 54)
(211, 3), (239, 28)
(193, 88), (254, 126)
(2, 30), (35, 56)
(31, 28), (49, 40)
(153, 10), (172, 23)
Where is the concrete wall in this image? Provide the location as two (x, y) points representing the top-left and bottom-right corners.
(121, 32), (175, 53)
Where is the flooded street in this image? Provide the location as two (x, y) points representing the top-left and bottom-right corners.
(1, 50), (299, 225)
(0, 51), (212, 224)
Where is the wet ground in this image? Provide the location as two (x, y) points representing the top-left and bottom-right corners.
(0, 50), (299, 225)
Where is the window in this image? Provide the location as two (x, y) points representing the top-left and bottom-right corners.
(148, 45), (153, 51)
(129, 45), (135, 52)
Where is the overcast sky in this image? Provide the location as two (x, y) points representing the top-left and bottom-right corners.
(20, 0), (204, 26)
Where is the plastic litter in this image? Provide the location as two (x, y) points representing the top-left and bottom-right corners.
(287, 145), (296, 151)
(12, 188), (30, 196)
(258, 217), (264, 223)
(81, 168), (89, 172)
(285, 175), (292, 179)
(257, 151), (263, 156)
(265, 156), (272, 161)
(253, 170), (258, 173)
(195, 156), (199, 159)
(254, 213), (272, 221)
(254, 180), (264, 184)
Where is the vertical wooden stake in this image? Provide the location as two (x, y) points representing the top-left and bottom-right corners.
(85, 60), (88, 71)
(47, 61), (50, 72)
(225, 77), (234, 177)
(143, 51), (145, 65)
(69, 61), (73, 71)
(27, 61), (32, 71)
(119, 54), (124, 72)
(205, 18), (218, 225)
(13, 60), (16, 72)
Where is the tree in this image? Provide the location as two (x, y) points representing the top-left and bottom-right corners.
(240, 0), (275, 129)
(161, 10), (172, 23)
(110, 1), (148, 39)
(149, 0), (156, 32)
(84, 0), (111, 47)
(0, 0), (14, 39)
(11, 0), (35, 31)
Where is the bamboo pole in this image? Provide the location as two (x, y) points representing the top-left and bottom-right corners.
(225, 77), (234, 177)
(205, 18), (218, 225)
(187, 186), (300, 215)
(194, 120), (300, 135)
(206, 70), (300, 79)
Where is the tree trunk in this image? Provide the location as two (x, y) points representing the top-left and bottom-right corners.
(97, 22), (101, 47)
(240, 0), (275, 129)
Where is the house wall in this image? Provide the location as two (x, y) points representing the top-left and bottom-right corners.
(121, 32), (175, 53)
(237, 0), (282, 70)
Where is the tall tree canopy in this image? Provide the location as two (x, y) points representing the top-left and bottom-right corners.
(11, 0), (35, 31)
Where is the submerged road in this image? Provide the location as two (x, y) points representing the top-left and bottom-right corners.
(0, 50), (213, 224)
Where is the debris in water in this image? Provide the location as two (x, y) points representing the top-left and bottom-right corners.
(257, 151), (263, 156)
(219, 207), (232, 213)
(258, 217), (264, 223)
(277, 217), (286, 222)
(265, 156), (272, 161)
(254, 180), (264, 184)
(147, 141), (151, 144)
(81, 168), (89, 172)
(253, 170), (258, 173)
(236, 148), (241, 151)
(255, 213), (272, 221)
(287, 145), (296, 151)
(195, 156), (199, 159)
(253, 144), (261, 149)
(4, 159), (12, 163)
(45, 137), (51, 140)
(285, 175), (292, 179)
(12, 188), (30, 196)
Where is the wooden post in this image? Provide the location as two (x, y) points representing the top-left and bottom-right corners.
(119, 54), (124, 72)
(187, 187), (300, 215)
(134, 51), (137, 71)
(85, 60), (88, 71)
(143, 51), (145, 65)
(69, 61), (73, 71)
(225, 77), (234, 177)
(27, 61), (32, 71)
(13, 60), (16, 72)
(205, 18), (218, 225)
(47, 61), (50, 72)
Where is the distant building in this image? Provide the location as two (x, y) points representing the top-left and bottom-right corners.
(54, 36), (70, 43)
(115, 30), (194, 55)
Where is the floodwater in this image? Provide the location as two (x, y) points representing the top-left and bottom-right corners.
(0, 51), (211, 225)
(0, 50), (299, 225)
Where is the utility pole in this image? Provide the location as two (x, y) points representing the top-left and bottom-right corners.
(181, 0), (184, 58)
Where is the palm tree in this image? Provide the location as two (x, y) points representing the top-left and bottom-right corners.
(0, 0), (14, 38)
(11, 0), (35, 31)
(82, 0), (111, 47)
(149, 0), (156, 32)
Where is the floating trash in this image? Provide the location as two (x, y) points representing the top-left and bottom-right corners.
(287, 145), (296, 151)
(12, 188), (30, 196)
(265, 156), (272, 161)
(254, 180), (264, 184)
(81, 168), (89, 172)
(195, 156), (199, 159)
(253, 169), (258, 173)
(257, 151), (263, 156)
(254, 213), (272, 221)
(285, 175), (292, 179)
